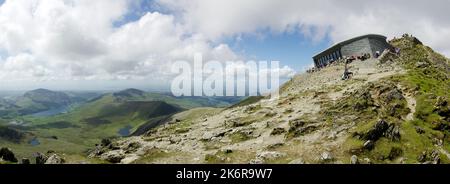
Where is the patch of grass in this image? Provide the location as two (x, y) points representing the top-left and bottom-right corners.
(229, 96), (264, 108)
(131, 149), (172, 164)
(229, 131), (252, 143)
(205, 150), (255, 164)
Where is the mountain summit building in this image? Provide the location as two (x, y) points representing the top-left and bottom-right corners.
(312, 34), (392, 68)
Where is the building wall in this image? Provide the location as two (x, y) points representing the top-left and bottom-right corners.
(313, 48), (342, 68)
(312, 35), (391, 68)
(341, 38), (372, 57)
(368, 37), (392, 56)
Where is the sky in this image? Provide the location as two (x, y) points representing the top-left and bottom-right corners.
(0, 0), (449, 91)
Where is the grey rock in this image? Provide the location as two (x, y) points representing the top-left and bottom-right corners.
(430, 150), (440, 164)
(0, 147), (18, 163)
(384, 124), (401, 141)
(362, 120), (389, 141)
(45, 154), (65, 164)
(101, 138), (112, 147)
(289, 158), (306, 164)
(21, 158), (31, 164)
(101, 150), (125, 163)
(201, 132), (214, 141)
(256, 151), (286, 161)
(270, 127), (286, 135)
(35, 152), (49, 164)
(363, 158), (372, 164)
(320, 151), (333, 162)
(249, 158), (264, 164)
(417, 151), (427, 162)
(350, 155), (359, 164)
(415, 126), (425, 134)
(363, 140), (375, 150)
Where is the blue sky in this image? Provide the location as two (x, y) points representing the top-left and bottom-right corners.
(226, 32), (331, 72)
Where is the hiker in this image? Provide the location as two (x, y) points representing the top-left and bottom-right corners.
(395, 47), (401, 55)
(342, 62), (353, 80)
(375, 51), (381, 58)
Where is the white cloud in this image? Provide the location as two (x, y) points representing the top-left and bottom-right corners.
(158, 0), (450, 56)
(0, 0), (448, 90)
(0, 0), (262, 87)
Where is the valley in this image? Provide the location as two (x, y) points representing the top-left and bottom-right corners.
(0, 88), (242, 163)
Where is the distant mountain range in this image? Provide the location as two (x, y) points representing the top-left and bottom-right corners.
(0, 88), (243, 119)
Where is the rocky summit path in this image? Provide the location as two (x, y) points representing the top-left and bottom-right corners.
(93, 56), (408, 164)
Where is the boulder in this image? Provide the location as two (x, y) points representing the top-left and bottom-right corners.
(289, 158), (306, 164)
(415, 62), (429, 68)
(388, 147), (403, 160)
(101, 138), (112, 147)
(417, 151), (427, 162)
(45, 154), (65, 164)
(320, 151), (333, 162)
(249, 158), (264, 164)
(350, 155), (359, 164)
(126, 142), (141, 152)
(270, 127), (286, 135)
(21, 158), (31, 164)
(201, 132), (214, 141)
(256, 151), (286, 161)
(35, 152), (49, 164)
(0, 147), (18, 163)
(100, 150), (125, 163)
(415, 126), (425, 134)
(417, 150), (440, 164)
(434, 96), (449, 119)
(221, 149), (233, 154)
(363, 140), (375, 150)
(266, 142), (285, 150)
(362, 120), (389, 141)
(363, 158), (372, 164)
(430, 150), (440, 164)
(384, 124), (401, 141)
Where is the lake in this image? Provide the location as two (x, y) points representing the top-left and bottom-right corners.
(29, 138), (40, 146)
(118, 125), (132, 137)
(30, 106), (71, 117)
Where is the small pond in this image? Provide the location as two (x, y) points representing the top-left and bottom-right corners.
(29, 138), (40, 146)
(118, 125), (132, 137)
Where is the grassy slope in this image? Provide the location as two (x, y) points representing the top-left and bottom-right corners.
(0, 93), (184, 161)
(0, 90), (239, 161)
(341, 36), (450, 163)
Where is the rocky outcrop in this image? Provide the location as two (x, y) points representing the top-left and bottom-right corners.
(355, 120), (401, 151)
(270, 127), (286, 135)
(100, 150), (126, 163)
(384, 124), (401, 142)
(35, 152), (48, 164)
(417, 150), (441, 164)
(250, 151), (287, 164)
(350, 155), (359, 164)
(0, 147), (18, 163)
(35, 151), (65, 164)
(21, 158), (31, 164)
(45, 154), (66, 164)
(361, 120), (389, 141)
(320, 152), (334, 162)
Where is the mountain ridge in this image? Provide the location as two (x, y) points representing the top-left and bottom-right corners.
(90, 34), (450, 164)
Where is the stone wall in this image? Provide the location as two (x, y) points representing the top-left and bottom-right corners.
(341, 38), (372, 57)
(369, 38), (392, 56)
